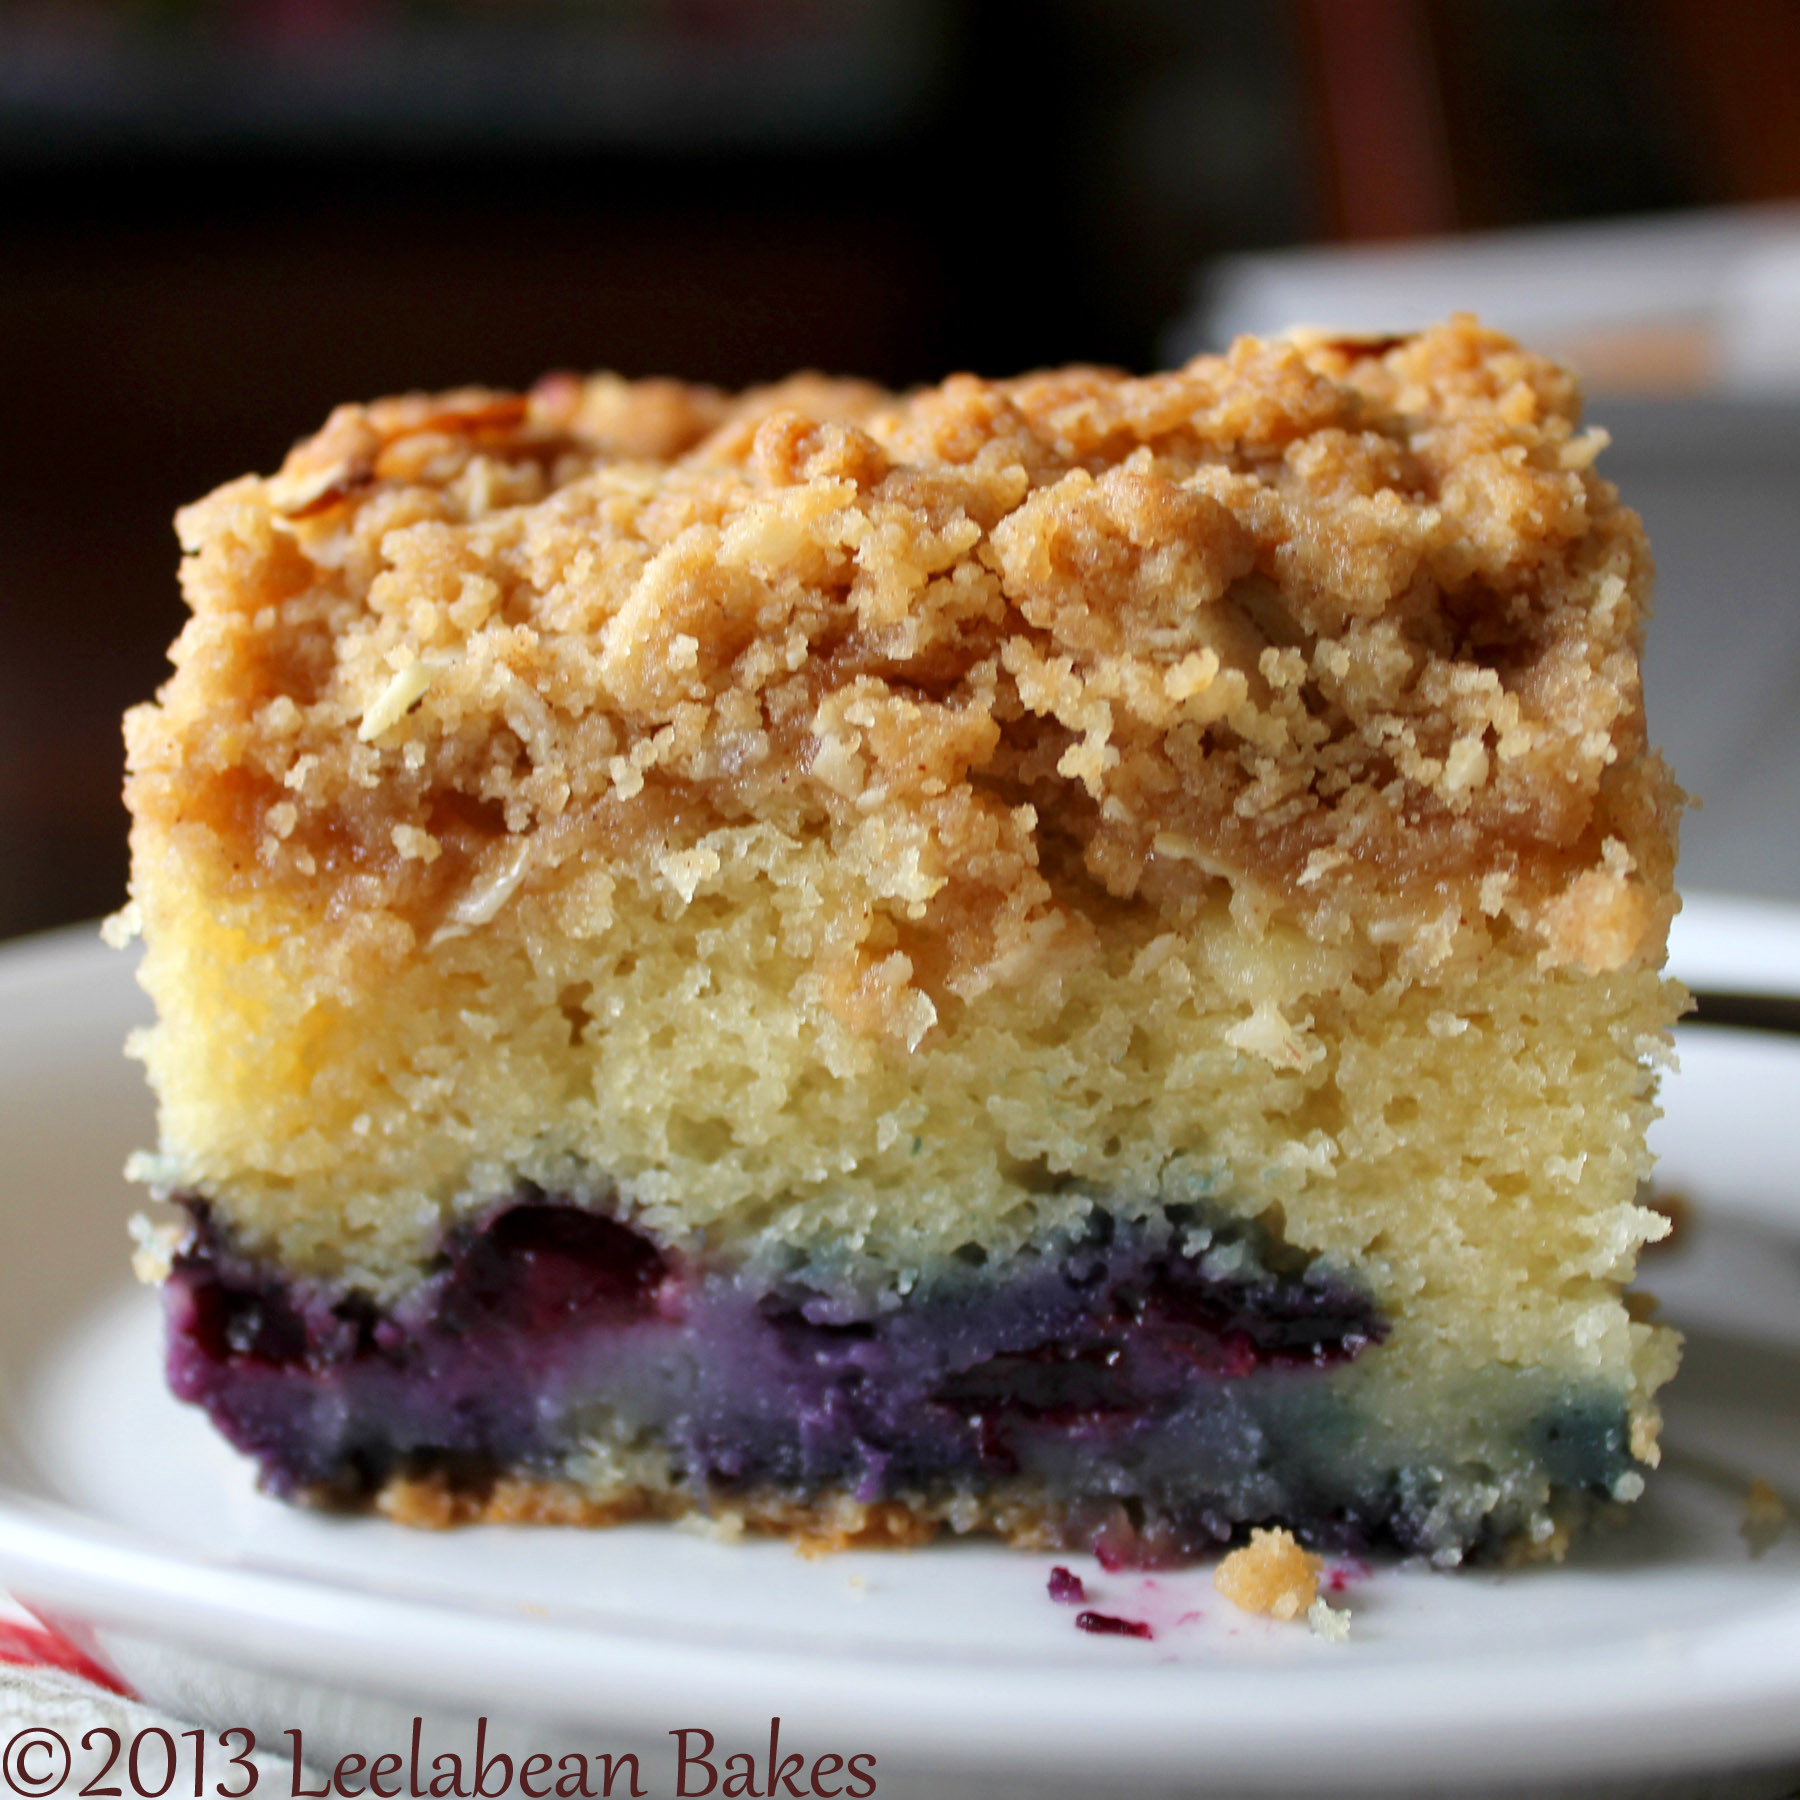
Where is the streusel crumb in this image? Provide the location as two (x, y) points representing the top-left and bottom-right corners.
(127, 317), (1678, 1044)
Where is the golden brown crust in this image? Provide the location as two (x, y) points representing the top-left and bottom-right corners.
(374, 1472), (666, 1531)
(373, 1472), (1036, 1553)
(126, 317), (1679, 1042)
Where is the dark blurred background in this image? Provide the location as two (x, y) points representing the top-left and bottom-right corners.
(5, 0), (1800, 940)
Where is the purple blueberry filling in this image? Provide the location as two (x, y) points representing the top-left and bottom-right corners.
(164, 1192), (1425, 1561)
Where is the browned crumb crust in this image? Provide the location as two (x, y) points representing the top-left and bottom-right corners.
(372, 1472), (1059, 1554)
(366, 1470), (1622, 1566)
(127, 317), (1678, 1028)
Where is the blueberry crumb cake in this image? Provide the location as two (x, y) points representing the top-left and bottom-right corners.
(115, 317), (1683, 1568)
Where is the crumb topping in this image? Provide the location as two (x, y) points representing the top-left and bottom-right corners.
(126, 318), (1678, 1039)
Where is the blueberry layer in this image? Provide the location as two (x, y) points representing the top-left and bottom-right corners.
(162, 1193), (1623, 1561)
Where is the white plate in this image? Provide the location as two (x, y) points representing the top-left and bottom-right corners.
(0, 897), (1797, 1800)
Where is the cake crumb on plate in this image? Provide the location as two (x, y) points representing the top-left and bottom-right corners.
(1744, 1478), (1790, 1557)
(1214, 1528), (1322, 1622)
(1306, 1597), (1350, 1642)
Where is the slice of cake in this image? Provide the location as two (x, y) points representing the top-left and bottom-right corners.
(116, 318), (1683, 1566)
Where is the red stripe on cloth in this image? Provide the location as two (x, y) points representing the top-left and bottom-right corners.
(0, 1617), (133, 1696)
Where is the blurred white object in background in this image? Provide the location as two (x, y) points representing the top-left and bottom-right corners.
(1172, 204), (1800, 396)
(1726, 241), (1800, 392)
(1594, 402), (1800, 903)
(1168, 209), (1800, 904)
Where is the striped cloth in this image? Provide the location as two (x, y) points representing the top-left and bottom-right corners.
(0, 1602), (312, 1793)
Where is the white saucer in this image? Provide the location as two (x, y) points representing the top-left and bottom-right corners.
(0, 896), (1796, 1800)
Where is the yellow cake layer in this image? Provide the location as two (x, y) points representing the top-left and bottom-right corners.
(123, 826), (1680, 1436)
